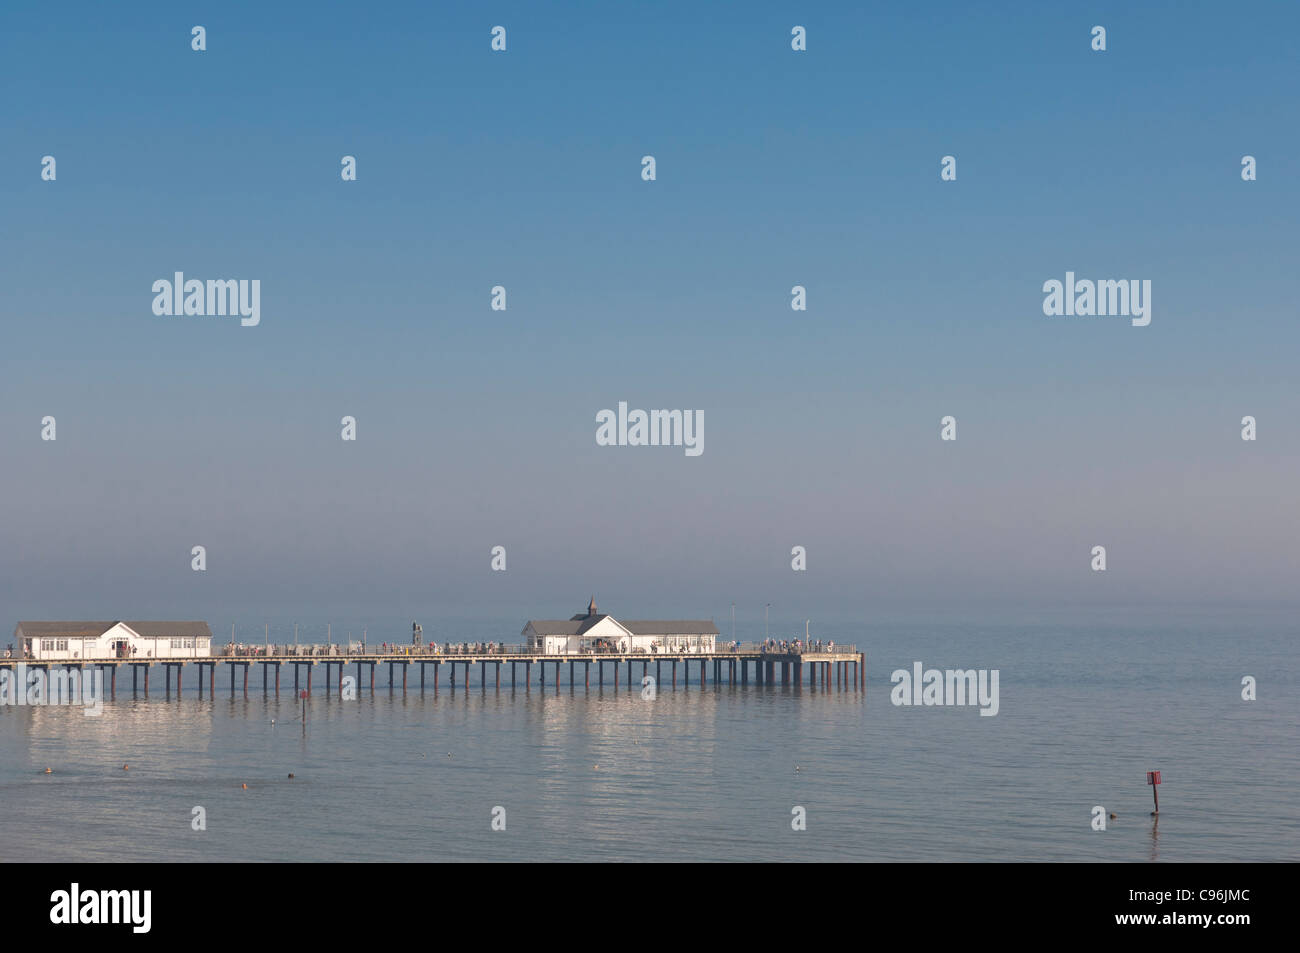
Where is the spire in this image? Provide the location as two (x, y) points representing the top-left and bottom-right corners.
(588, 595), (597, 617)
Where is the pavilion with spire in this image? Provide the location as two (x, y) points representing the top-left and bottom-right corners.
(522, 597), (718, 655)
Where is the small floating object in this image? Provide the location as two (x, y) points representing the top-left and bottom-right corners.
(123, 764), (129, 771)
(287, 773), (295, 779)
(241, 783), (248, 789)
(44, 767), (52, 774)
(593, 764), (599, 770)
(1109, 813), (1117, 819)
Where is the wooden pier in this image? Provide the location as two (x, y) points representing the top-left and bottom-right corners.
(0, 649), (865, 699)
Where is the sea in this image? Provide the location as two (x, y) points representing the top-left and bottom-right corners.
(2, 611), (1296, 862)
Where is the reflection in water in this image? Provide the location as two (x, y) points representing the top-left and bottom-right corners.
(0, 619), (1295, 862)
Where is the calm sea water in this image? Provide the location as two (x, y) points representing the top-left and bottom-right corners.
(2, 615), (1296, 862)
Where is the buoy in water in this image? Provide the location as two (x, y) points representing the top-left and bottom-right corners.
(44, 767), (52, 774)
(1109, 813), (1117, 819)
(287, 773), (295, 779)
(241, 783), (248, 790)
(123, 764), (129, 771)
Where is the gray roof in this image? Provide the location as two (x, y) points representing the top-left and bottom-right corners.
(524, 620), (584, 635)
(621, 620), (719, 636)
(15, 621), (212, 640)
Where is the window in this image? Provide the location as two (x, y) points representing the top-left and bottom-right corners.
(41, 640), (54, 651)
(56, 639), (68, 651)
(184, 639), (193, 648)
(171, 639), (182, 649)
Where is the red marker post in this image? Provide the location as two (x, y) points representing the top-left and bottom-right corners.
(1147, 770), (1161, 815)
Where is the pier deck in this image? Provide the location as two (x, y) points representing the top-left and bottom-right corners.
(0, 649), (864, 697)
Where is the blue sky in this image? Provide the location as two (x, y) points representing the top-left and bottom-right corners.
(2, 1), (1297, 633)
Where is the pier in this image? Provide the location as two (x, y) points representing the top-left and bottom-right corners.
(0, 645), (864, 699)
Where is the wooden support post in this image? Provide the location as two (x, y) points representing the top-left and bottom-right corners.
(306, 664), (311, 695)
(585, 661), (590, 690)
(450, 663), (456, 689)
(403, 662), (408, 694)
(326, 664), (332, 694)
(614, 661), (619, 690)
(434, 661), (440, 695)
(110, 665), (116, 699)
(389, 663), (394, 692)
(512, 662), (517, 690)
(525, 661), (531, 692)
(275, 663), (280, 695)
(554, 660), (559, 692)
(627, 659), (632, 686)
(230, 663), (235, 696)
(420, 663), (425, 692)
(598, 661), (603, 686)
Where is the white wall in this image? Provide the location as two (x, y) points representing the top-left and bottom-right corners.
(21, 626), (211, 660)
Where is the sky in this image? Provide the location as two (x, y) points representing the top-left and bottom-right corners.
(1, 1), (1297, 636)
